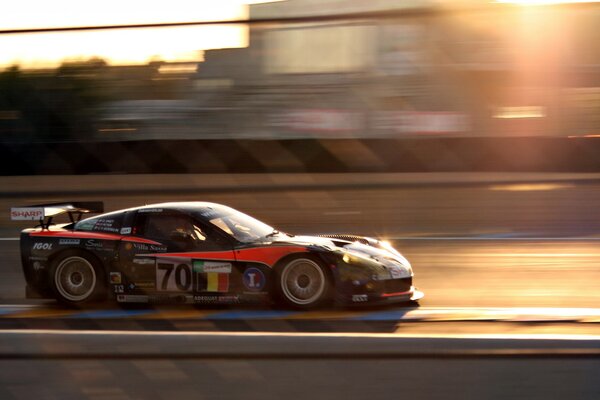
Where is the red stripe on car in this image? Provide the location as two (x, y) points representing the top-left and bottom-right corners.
(149, 246), (308, 267)
(380, 290), (413, 298)
(29, 231), (161, 245)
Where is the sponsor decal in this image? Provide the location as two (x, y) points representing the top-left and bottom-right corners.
(113, 285), (125, 294)
(352, 294), (368, 303)
(133, 258), (156, 265)
(85, 239), (102, 248)
(110, 272), (122, 284)
(59, 239), (80, 245)
(84, 239), (114, 252)
(134, 282), (155, 289)
(125, 243), (133, 250)
(192, 260), (232, 274)
(148, 294), (183, 304)
(193, 295), (240, 304)
(32, 242), (53, 251)
(139, 208), (163, 213)
(10, 207), (44, 221)
(194, 260), (230, 292)
(33, 261), (45, 271)
(117, 294), (148, 303)
(132, 243), (167, 252)
(93, 219), (119, 233)
(29, 256), (48, 261)
(120, 227), (132, 235)
(243, 267), (266, 291)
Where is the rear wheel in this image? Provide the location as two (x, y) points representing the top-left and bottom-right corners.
(276, 257), (331, 309)
(50, 251), (106, 306)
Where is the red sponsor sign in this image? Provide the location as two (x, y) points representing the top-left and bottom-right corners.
(10, 207), (44, 221)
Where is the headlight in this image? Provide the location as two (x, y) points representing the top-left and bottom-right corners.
(342, 252), (367, 265)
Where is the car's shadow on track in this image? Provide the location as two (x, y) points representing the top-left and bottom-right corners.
(3, 300), (421, 333)
(25, 298), (421, 315)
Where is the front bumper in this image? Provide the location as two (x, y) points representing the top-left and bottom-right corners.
(340, 280), (424, 305)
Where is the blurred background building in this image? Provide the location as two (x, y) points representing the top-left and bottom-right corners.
(1, 0), (599, 142)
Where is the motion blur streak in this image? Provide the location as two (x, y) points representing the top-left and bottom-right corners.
(488, 183), (575, 191)
(0, 329), (597, 341)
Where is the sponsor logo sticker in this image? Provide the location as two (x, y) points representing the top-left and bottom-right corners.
(131, 243), (167, 252)
(243, 267), (266, 291)
(59, 239), (80, 245)
(192, 261), (232, 274)
(110, 272), (122, 284)
(32, 242), (53, 251)
(33, 261), (45, 271)
(117, 295), (148, 303)
(120, 227), (132, 235)
(85, 239), (102, 248)
(10, 207), (44, 220)
(193, 295), (240, 304)
(135, 282), (155, 289)
(133, 258), (155, 265)
(352, 294), (368, 303)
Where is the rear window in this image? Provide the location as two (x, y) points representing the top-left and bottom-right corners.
(75, 212), (124, 234)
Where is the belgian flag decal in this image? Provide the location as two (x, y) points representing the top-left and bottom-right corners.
(193, 260), (231, 293)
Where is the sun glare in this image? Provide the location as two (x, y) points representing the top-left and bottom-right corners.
(497, 0), (599, 5)
(0, 0), (263, 69)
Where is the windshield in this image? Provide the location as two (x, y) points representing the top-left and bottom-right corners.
(197, 208), (274, 243)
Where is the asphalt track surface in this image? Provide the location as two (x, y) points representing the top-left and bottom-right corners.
(0, 330), (597, 400)
(1, 174), (599, 399)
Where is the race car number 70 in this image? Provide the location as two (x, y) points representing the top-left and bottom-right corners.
(156, 262), (193, 292)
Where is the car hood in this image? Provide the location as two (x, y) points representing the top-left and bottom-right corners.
(268, 234), (412, 271)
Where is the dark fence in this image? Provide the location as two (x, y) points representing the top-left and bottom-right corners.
(2, 137), (600, 175)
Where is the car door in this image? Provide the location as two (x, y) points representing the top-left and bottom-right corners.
(117, 209), (236, 297)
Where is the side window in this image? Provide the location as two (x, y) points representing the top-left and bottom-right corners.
(133, 211), (228, 250)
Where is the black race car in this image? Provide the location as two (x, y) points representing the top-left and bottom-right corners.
(11, 202), (423, 309)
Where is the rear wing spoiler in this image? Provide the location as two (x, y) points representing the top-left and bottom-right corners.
(10, 202), (104, 229)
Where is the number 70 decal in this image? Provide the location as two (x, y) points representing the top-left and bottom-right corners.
(157, 262), (193, 291)
(155, 259), (231, 293)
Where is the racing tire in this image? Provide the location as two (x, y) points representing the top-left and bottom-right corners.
(49, 250), (107, 307)
(275, 256), (332, 310)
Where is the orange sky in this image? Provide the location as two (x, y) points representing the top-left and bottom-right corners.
(0, 0), (275, 69)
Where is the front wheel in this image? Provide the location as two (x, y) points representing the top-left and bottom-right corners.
(50, 251), (106, 306)
(275, 257), (331, 309)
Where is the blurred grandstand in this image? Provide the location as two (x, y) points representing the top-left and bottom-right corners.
(0, 0), (598, 143)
